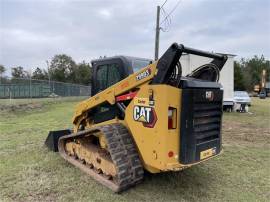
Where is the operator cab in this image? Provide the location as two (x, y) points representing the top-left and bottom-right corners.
(91, 56), (152, 96)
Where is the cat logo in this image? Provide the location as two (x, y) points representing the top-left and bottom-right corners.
(206, 91), (214, 101)
(133, 106), (157, 128)
(133, 106), (152, 123)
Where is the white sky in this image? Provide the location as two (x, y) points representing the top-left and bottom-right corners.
(0, 0), (270, 75)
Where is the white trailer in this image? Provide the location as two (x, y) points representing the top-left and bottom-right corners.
(180, 53), (235, 110)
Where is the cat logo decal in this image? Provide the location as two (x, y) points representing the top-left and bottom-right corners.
(133, 106), (157, 128)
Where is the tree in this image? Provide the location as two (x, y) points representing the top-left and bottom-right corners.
(0, 64), (5, 76)
(32, 67), (48, 80)
(75, 61), (92, 85)
(11, 66), (29, 78)
(0, 64), (6, 84)
(241, 55), (270, 91)
(234, 61), (245, 90)
(49, 54), (77, 82)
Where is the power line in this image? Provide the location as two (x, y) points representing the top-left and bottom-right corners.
(160, 0), (168, 9)
(160, 7), (171, 32)
(160, 0), (182, 26)
(160, 0), (181, 25)
(154, 0), (182, 59)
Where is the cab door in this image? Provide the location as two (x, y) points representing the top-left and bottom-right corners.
(91, 58), (129, 96)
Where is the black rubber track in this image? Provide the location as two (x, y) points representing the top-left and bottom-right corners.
(58, 123), (144, 192)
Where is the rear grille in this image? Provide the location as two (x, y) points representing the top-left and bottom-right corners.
(193, 102), (222, 144)
(180, 88), (223, 164)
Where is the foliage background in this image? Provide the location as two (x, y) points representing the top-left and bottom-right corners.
(234, 55), (270, 91)
(1, 54), (270, 90)
(0, 55), (92, 86)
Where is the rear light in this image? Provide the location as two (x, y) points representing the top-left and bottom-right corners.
(168, 151), (174, 157)
(168, 107), (177, 129)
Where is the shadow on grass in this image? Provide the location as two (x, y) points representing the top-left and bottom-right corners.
(120, 164), (216, 201)
(35, 146), (223, 202)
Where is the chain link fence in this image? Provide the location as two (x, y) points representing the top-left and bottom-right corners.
(0, 77), (91, 99)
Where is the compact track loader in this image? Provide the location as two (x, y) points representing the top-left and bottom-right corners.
(45, 43), (227, 192)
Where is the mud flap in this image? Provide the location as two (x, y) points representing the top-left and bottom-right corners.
(45, 129), (72, 152)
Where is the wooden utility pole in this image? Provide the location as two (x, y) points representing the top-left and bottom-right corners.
(154, 5), (160, 61)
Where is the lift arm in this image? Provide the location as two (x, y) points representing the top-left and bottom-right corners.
(72, 43), (228, 127)
(152, 43), (228, 84)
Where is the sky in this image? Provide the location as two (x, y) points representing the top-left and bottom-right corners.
(0, 0), (270, 75)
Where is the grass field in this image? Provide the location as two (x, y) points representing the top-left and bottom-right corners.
(0, 97), (269, 202)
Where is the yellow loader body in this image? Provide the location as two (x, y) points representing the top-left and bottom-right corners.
(45, 43), (227, 192)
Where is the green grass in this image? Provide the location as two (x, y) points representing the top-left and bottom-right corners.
(0, 97), (269, 202)
(224, 98), (270, 127)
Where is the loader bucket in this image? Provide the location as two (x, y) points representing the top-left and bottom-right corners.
(45, 129), (72, 152)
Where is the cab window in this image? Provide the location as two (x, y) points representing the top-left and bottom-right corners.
(132, 59), (152, 72)
(96, 63), (121, 92)
(108, 64), (121, 86)
(96, 65), (107, 91)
